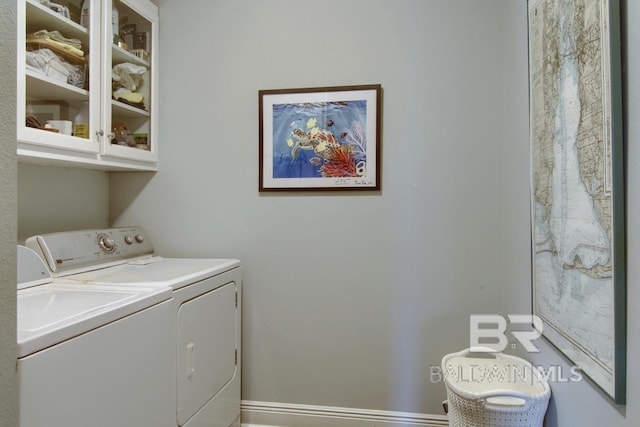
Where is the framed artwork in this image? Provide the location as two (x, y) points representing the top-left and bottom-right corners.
(259, 84), (381, 191)
(528, 0), (625, 403)
(27, 101), (68, 124)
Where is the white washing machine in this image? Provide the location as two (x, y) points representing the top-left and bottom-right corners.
(17, 245), (174, 427)
(25, 227), (242, 427)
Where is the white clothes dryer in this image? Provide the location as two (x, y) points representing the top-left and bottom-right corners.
(26, 227), (242, 427)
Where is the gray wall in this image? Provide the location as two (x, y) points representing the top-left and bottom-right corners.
(110, 0), (510, 414)
(9, 0), (639, 424)
(0, 0), (17, 425)
(18, 164), (109, 243)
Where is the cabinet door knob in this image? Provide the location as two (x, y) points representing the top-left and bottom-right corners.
(95, 131), (115, 139)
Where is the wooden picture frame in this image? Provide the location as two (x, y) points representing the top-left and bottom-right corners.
(259, 84), (382, 191)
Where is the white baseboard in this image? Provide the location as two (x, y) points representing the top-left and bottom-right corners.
(241, 400), (449, 427)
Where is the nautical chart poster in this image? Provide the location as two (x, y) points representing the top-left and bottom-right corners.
(528, 0), (625, 403)
(259, 85), (381, 191)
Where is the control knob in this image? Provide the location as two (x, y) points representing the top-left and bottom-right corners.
(98, 234), (116, 253)
(135, 234), (144, 243)
(124, 235), (134, 245)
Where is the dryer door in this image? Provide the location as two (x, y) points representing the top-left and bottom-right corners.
(177, 281), (237, 425)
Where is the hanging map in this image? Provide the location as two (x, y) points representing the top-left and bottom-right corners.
(528, 0), (625, 403)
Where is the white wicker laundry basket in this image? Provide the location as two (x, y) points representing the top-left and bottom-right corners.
(441, 348), (551, 427)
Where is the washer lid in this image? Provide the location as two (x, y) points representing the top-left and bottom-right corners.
(17, 283), (171, 357)
(62, 258), (240, 290)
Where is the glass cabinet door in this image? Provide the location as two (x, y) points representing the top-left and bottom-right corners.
(102, 0), (158, 164)
(18, 0), (101, 157)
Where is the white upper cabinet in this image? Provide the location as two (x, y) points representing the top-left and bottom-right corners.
(17, 0), (158, 171)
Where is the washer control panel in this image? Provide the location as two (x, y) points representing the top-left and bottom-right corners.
(25, 227), (154, 274)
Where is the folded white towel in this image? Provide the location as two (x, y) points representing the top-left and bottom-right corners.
(28, 30), (84, 57)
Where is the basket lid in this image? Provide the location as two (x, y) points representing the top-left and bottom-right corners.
(442, 350), (550, 398)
